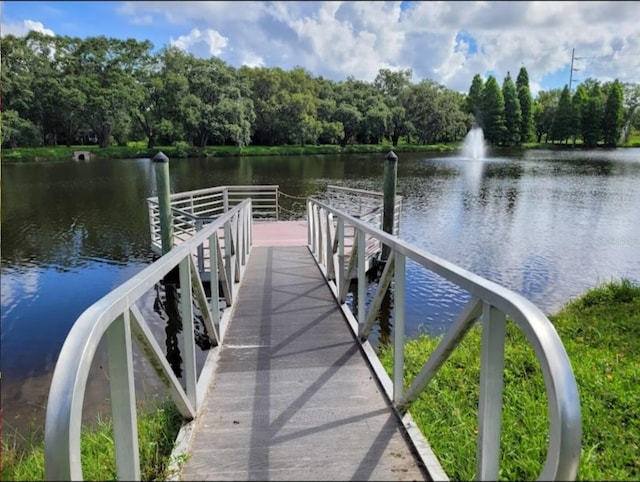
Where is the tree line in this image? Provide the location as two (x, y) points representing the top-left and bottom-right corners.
(2, 31), (638, 150)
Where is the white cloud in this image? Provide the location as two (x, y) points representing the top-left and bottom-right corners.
(27, 1), (640, 93)
(1, 19), (55, 37)
(170, 28), (228, 57)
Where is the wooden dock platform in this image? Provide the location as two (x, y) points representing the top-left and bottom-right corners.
(178, 243), (429, 481)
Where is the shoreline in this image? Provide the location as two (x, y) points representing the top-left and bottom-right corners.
(2, 141), (638, 163)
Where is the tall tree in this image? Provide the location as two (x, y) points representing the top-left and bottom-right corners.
(516, 67), (534, 143)
(620, 83), (640, 144)
(374, 68), (413, 145)
(533, 89), (562, 142)
(466, 74), (485, 126)
(481, 75), (506, 145)
(582, 81), (603, 147)
(502, 72), (522, 146)
(550, 85), (573, 144)
(571, 84), (589, 146)
(602, 80), (624, 147)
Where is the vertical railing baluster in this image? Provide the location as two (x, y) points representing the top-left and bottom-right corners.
(477, 302), (506, 481)
(179, 257), (197, 409)
(326, 211), (334, 280)
(106, 311), (140, 481)
(337, 218), (345, 296)
(393, 252), (406, 403)
(357, 228), (366, 338)
(224, 220), (233, 303)
(223, 187), (229, 213)
(196, 219), (204, 274)
(209, 233), (220, 330)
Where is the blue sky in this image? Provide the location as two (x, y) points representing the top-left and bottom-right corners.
(1, 1), (638, 95)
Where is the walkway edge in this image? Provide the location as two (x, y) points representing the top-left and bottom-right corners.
(166, 249), (257, 481)
(308, 244), (450, 482)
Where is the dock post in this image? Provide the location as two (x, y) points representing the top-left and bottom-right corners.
(153, 151), (173, 255)
(382, 150), (398, 261)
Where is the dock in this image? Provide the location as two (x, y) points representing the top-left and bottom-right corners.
(44, 184), (582, 482)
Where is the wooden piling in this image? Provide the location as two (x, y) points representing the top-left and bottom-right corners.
(382, 150), (398, 260)
(152, 151), (173, 256)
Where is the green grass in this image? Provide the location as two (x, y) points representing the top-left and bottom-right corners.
(1, 142), (459, 162)
(1, 398), (184, 481)
(380, 278), (640, 481)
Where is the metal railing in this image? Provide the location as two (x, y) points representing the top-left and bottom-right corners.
(147, 185), (278, 254)
(44, 200), (254, 481)
(307, 198), (582, 481)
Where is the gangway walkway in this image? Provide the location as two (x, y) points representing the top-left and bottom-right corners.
(179, 244), (428, 480)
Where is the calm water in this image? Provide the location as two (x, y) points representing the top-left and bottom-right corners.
(2, 148), (639, 441)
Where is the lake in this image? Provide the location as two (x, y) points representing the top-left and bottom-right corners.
(2, 148), (639, 442)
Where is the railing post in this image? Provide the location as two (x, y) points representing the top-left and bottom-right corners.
(382, 150), (398, 261)
(179, 257), (197, 409)
(196, 219), (205, 274)
(106, 311), (141, 481)
(477, 302), (506, 481)
(337, 218), (345, 296)
(357, 229), (366, 338)
(393, 252), (406, 403)
(152, 151), (173, 255)
(209, 233), (220, 329)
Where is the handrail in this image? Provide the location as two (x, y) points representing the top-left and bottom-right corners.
(45, 200), (254, 481)
(307, 198), (581, 481)
(147, 185), (278, 253)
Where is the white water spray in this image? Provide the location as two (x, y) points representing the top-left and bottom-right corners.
(462, 127), (486, 160)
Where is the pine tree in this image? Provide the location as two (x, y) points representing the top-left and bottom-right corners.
(502, 72), (522, 146)
(571, 84), (588, 145)
(550, 86), (573, 143)
(481, 75), (506, 145)
(466, 74), (485, 127)
(516, 67), (534, 143)
(602, 80), (624, 147)
(582, 82), (603, 147)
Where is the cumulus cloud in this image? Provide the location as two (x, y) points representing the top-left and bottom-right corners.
(171, 28), (229, 57)
(108, 1), (640, 92)
(1, 19), (55, 37)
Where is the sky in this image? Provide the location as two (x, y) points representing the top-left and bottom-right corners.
(1, 1), (638, 95)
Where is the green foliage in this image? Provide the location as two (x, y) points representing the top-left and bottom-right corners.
(1, 109), (41, 147)
(534, 89), (561, 142)
(583, 81), (604, 147)
(502, 72), (522, 146)
(516, 68), (534, 143)
(550, 85), (574, 143)
(1, 399), (184, 481)
(481, 76), (506, 145)
(602, 80), (625, 147)
(467, 74), (485, 124)
(380, 279), (640, 481)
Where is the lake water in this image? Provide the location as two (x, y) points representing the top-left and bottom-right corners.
(2, 148), (639, 442)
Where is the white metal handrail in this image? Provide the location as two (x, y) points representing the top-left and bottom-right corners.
(44, 200), (254, 481)
(147, 185), (278, 253)
(307, 198), (581, 481)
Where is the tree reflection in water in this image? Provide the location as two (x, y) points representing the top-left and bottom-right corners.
(153, 281), (213, 378)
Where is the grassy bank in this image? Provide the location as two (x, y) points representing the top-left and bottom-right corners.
(380, 278), (640, 481)
(2, 280), (637, 480)
(0, 141), (458, 163)
(1, 399), (183, 481)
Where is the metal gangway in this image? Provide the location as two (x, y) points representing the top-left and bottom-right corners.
(44, 185), (581, 481)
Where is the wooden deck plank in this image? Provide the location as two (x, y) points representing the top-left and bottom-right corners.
(179, 246), (428, 481)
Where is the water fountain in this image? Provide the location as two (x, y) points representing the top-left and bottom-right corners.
(462, 127), (486, 160)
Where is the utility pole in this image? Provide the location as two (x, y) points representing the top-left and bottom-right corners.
(569, 48), (582, 91)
